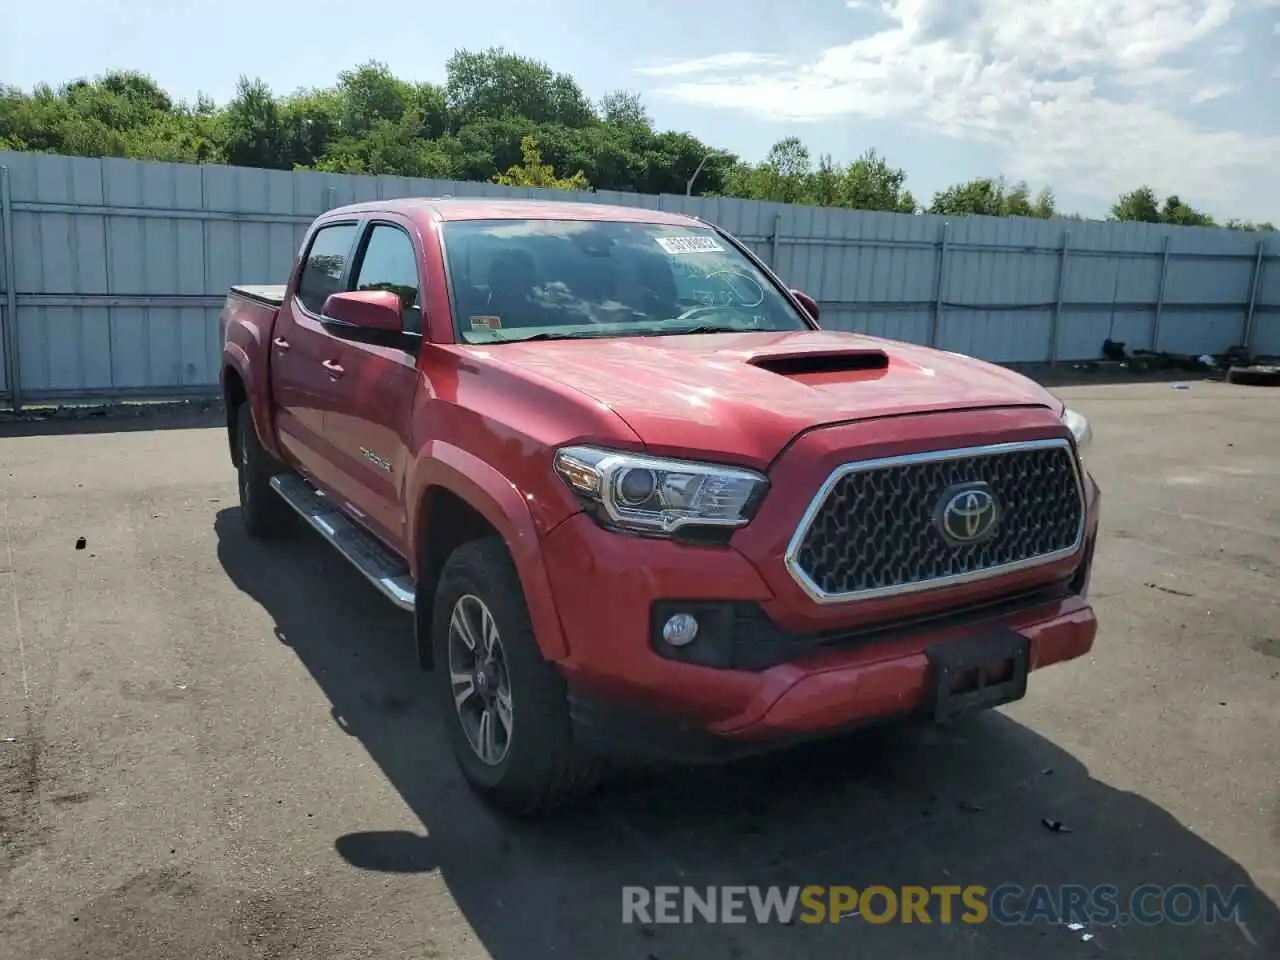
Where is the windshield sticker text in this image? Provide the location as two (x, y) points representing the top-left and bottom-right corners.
(656, 236), (725, 255)
(469, 315), (503, 331)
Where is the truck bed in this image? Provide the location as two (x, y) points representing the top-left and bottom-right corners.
(230, 284), (287, 308)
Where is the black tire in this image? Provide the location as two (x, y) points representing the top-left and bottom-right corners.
(235, 403), (291, 538)
(1226, 365), (1280, 387)
(432, 536), (601, 816)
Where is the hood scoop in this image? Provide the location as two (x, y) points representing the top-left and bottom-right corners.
(747, 348), (889, 377)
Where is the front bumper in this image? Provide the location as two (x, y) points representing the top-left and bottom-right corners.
(565, 596), (1095, 763)
(542, 510), (1098, 753)
(538, 409), (1101, 760)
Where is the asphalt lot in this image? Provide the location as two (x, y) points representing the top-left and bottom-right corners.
(1, 381), (1278, 959)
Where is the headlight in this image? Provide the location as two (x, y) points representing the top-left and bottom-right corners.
(553, 445), (768, 535)
(1062, 408), (1092, 464)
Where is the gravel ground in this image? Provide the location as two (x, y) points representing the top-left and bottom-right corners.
(1, 381), (1277, 959)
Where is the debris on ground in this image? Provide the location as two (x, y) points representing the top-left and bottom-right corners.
(1042, 818), (1073, 833)
(0, 397), (221, 424)
(1222, 344), (1257, 367)
(1145, 582), (1194, 597)
(75, 537), (86, 550)
(1226, 364), (1280, 387)
(1085, 339), (1275, 383)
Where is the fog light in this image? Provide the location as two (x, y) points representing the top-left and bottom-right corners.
(661, 613), (699, 647)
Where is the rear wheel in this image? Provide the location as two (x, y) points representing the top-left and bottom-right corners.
(432, 536), (601, 815)
(235, 403), (290, 539)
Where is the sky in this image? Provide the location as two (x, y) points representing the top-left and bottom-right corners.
(2, 0), (1278, 223)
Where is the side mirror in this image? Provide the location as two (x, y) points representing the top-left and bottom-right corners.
(322, 290), (403, 332)
(790, 289), (820, 322)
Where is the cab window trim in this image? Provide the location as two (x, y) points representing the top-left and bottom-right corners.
(346, 219), (427, 338)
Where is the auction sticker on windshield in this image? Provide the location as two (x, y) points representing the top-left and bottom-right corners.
(656, 236), (725, 255)
(470, 315), (503, 331)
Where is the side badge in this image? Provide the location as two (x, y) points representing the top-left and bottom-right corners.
(359, 447), (393, 473)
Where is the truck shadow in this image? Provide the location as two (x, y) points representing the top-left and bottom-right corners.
(213, 509), (1279, 960)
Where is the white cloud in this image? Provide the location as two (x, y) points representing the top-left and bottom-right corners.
(639, 0), (1280, 217)
(1190, 83), (1232, 101)
(634, 53), (786, 77)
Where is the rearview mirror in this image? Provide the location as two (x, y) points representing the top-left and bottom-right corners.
(790, 289), (820, 322)
(322, 290), (403, 333)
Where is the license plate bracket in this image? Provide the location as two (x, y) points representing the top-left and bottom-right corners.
(926, 628), (1030, 724)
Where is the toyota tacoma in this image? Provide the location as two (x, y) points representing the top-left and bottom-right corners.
(219, 198), (1100, 815)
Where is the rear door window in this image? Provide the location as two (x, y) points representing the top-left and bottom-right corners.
(296, 223), (359, 315)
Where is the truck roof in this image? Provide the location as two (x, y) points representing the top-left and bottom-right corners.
(322, 197), (705, 227)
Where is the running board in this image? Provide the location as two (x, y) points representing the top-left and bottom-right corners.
(269, 473), (416, 611)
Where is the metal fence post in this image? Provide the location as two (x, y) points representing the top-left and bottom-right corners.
(0, 166), (20, 412)
(929, 221), (950, 347)
(1242, 238), (1266, 353)
(768, 213), (783, 269)
(1151, 235), (1171, 352)
(1048, 229), (1071, 365)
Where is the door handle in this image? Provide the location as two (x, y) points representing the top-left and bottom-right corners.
(321, 359), (345, 378)
(272, 337), (290, 351)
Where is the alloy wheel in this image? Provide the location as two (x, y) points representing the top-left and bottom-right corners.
(447, 593), (513, 765)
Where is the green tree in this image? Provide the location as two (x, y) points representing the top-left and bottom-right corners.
(492, 134), (590, 190)
(1111, 186), (1162, 223)
(1111, 186), (1221, 227)
(598, 90), (650, 129)
(1224, 218), (1276, 232)
(1159, 194), (1215, 227)
(722, 136), (812, 204)
(838, 149), (917, 213)
(221, 77), (286, 168)
(336, 62), (410, 138)
(720, 142), (914, 212)
(928, 176), (1054, 218)
(0, 54), (1262, 228)
(445, 47), (593, 128)
(279, 88), (343, 169)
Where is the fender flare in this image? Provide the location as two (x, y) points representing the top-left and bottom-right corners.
(406, 442), (570, 662)
(221, 344), (283, 462)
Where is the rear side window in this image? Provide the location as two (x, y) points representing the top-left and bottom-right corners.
(351, 224), (422, 333)
(296, 223), (358, 315)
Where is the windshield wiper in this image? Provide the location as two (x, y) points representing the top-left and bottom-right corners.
(484, 329), (616, 343)
(478, 324), (752, 344)
(649, 324), (748, 336)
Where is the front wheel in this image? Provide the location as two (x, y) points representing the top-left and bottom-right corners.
(432, 537), (601, 815)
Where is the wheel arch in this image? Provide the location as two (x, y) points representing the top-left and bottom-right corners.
(222, 364), (248, 466)
(408, 445), (570, 670)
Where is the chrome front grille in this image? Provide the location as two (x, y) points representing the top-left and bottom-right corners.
(784, 439), (1085, 604)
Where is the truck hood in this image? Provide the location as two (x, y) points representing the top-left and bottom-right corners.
(479, 330), (1061, 466)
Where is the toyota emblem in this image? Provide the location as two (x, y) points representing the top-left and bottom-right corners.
(935, 482), (1000, 546)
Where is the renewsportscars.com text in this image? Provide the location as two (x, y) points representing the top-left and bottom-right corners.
(622, 884), (1250, 926)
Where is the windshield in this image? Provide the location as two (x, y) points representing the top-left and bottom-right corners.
(439, 218), (813, 344)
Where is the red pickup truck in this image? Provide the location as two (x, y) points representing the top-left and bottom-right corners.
(219, 198), (1100, 815)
